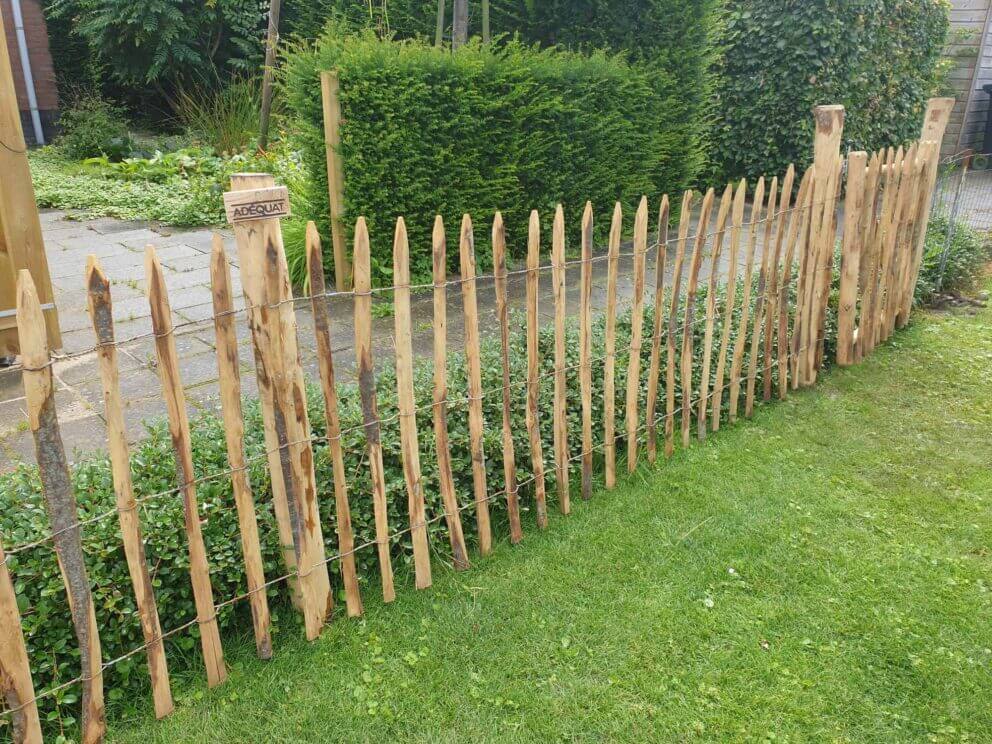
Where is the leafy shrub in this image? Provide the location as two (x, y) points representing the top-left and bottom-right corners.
(173, 78), (262, 155)
(283, 30), (693, 286)
(56, 96), (134, 161)
(708, 0), (949, 181)
(915, 215), (992, 304)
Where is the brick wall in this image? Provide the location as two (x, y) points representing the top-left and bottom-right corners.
(1, 0), (58, 145)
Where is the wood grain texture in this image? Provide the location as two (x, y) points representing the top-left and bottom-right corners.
(228, 174), (332, 640)
(87, 256), (176, 715)
(0, 539), (42, 743)
(776, 167), (813, 399)
(697, 185), (732, 440)
(492, 212), (523, 543)
(665, 190), (692, 458)
(319, 70), (352, 291)
(431, 216), (471, 569)
(711, 180), (746, 431)
(526, 211), (549, 528)
(645, 195), (670, 462)
(145, 249), (227, 687)
(551, 205), (571, 513)
(603, 202), (621, 487)
(763, 165), (795, 401)
(352, 218), (397, 602)
(837, 152), (868, 366)
(305, 224), (365, 613)
(393, 217), (434, 587)
(625, 196), (649, 470)
(208, 238), (275, 652)
(579, 202), (595, 497)
(854, 153), (882, 363)
(745, 177), (778, 418)
(19, 268), (106, 743)
(680, 188), (714, 447)
(459, 215), (493, 552)
(728, 177), (764, 421)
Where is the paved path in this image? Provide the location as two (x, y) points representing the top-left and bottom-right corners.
(0, 208), (768, 468)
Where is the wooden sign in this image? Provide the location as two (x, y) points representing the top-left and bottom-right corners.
(223, 186), (291, 223)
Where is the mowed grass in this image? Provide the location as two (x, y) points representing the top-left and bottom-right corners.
(112, 294), (992, 742)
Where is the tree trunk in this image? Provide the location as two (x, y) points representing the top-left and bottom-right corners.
(435, 0), (445, 47)
(452, 0), (469, 49)
(258, 0), (282, 151)
(482, 0), (490, 43)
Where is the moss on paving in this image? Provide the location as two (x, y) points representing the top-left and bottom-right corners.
(110, 289), (992, 742)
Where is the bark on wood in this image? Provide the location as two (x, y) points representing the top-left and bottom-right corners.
(603, 202), (621, 487)
(551, 205), (571, 513)
(763, 165), (795, 401)
(86, 256), (175, 714)
(680, 188), (714, 447)
(711, 180), (746, 430)
(625, 196), (649, 469)
(728, 177), (764, 421)
(579, 202), (595, 497)
(697, 185), (732, 440)
(526, 211), (549, 528)
(745, 176), (778, 418)
(665, 190), (692, 458)
(837, 152), (868, 366)
(777, 167), (813, 399)
(645, 195), (670, 462)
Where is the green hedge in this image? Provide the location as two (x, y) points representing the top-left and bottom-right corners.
(282, 30), (692, 285)
(708, 0), (948, 181)
(916, 215), (992, 304)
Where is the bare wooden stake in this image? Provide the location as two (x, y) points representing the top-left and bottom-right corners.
(459, 215), (493, 552)
(431, 216), (471, 569)
(745, 176), (778, 418)
(579, 202), (595, 497)
(728, 177), (764, 421)
(697, 185), (732, 440)
(393, 217), (434, 587)
(145, 249), (227, 687)
(305, 224), (365, 613)
(665, 190), (693, 458)
(603, 202), (622, 487)
(854, 153), (882, 363)
(551, 205), (571, 514)
(320, 70), (352, 291)
(837, 152), (868, 366)
(87, 256), (176, 714)
(625, 196), (649, 470)
(680, 189), (713, 447)
(20, 268), (106, 743)
(645, 195), (670, 462)
(352, 218), (396, 602)
(493, 212), (523, 542)
(227, 173), (331, 640)
(0, 538), (42, 743)
(711, 180), (746, 431)
(777, 167), (813, 399)
(526, 211), (549, 528)
(763, 165), (795, 401)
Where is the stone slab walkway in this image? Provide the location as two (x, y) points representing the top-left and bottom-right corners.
(0, 208), (768, 468)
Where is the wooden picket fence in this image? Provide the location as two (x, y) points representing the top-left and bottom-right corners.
(0, 99), (953, 743)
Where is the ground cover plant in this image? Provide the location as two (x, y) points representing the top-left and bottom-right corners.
(103, 277), (992, 741)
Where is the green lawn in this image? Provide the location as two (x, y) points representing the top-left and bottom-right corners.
(111, 293), (992, 742)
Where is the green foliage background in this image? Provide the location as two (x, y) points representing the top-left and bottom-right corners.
(283, 30), (695, 285)
(708, 0), (949, 181)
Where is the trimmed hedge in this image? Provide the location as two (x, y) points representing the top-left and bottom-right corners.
(283, 30), (691, 285)
(708, 0), (948, 181)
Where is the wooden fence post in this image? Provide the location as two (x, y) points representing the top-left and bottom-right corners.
(526, 210), (548, 527)
(711, 180), (746, 431)
(492, 212), (523, 542)
(0, 538), (42, 743)
(776, 167), (813, 398)
(854, 153), (882, 363)
(697, 185), (732, 440)
(680, 188), (714, 446)
(625, 196), (648, 470)
(305, 224), (366, 613)
(763, 165), (795, 401)
(393, 218), (434, 587)
(645, 195), (669, 462)
(579, 202), (594, 497)
(459, 215), (493, 551)
(208, 237), (277, 652)
(86, 257), (175, 715)
(352, 218), (397, 602)
(603, 202), (621, 487)
(145, 249), (228, 686)
(837, 152), (868, 365)
(17, 269), (106, 743)
(431, 216), (471, 568)
(745, 176), (778, 418)
(665, 191), (692, 458)
(225, 174), (332, 639)
(320, 70), (352, 291)
(729, 178), (764, 421)
(551, 205), (571, 512)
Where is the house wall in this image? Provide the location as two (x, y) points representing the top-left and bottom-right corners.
(944, 0), (992, 156)
(1, 0), (58, 145)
